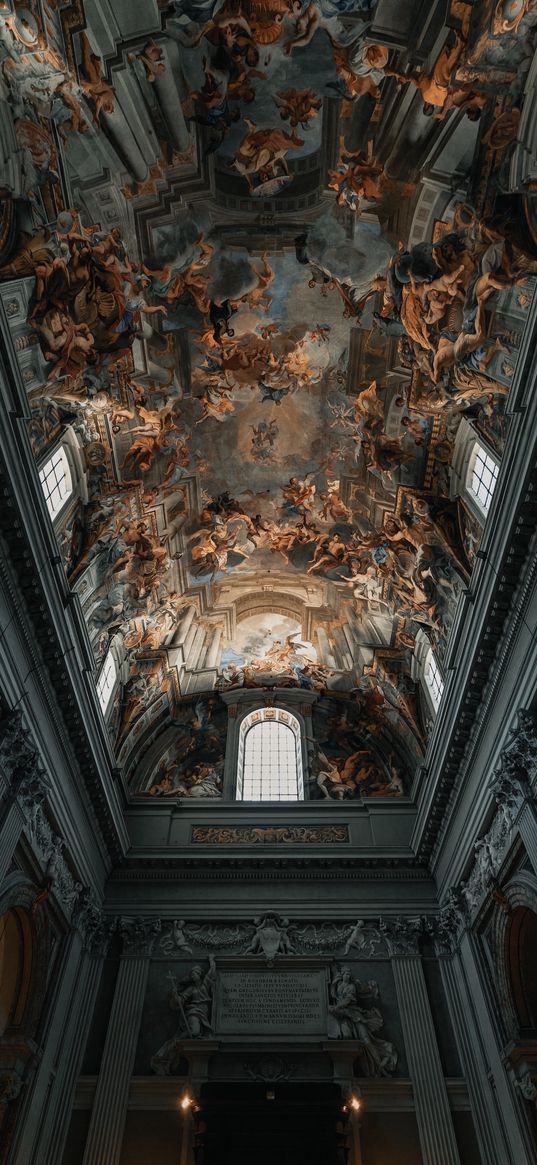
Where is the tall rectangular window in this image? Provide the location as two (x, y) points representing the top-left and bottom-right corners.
(96, 650), (117, 714)
(425, 648), (444, 711)
(237, 710), (304, 801)
(39, 447), (72, 519)
(467, 444), (499, 514)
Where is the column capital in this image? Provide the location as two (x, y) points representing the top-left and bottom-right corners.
(426, 889), (467, 956)
(72, 890), (111, 954)
(380, 916), (423, 957)
(118, 916), (161, 957)
(0, 708), (50, 803)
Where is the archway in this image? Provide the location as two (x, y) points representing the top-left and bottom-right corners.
(0, 906), (34, 1037)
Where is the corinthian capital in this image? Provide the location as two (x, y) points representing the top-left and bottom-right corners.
(380, 916), (423, 958)
(118, 916), (162, 957)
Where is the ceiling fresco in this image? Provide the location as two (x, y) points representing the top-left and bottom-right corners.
(1, 0), (537, 794)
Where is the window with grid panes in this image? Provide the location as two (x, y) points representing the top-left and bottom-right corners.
(424, 648), (444, 711)
(237, 709), (304, 801)
(38, 446), (73, 519)
(467, 442), (499, 514)
(96, 650), (117, 714)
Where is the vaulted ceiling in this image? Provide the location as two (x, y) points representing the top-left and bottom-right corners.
(1, 0), (536, 796)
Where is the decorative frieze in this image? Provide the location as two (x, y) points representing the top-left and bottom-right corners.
(157, 913), (389, 961)
(191, 824), (349, 844)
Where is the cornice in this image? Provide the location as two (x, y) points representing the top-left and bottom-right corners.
(0, 313), (128, 866)
(108, 858), (431, 880)
(414, 296), (537, 862)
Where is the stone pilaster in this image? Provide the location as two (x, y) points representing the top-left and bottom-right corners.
(516, 800), (537, 872)
(439, 949), (507, 1165)
(11, 929), (84, 1165)
(82, 917), (161, 1165)
(384, 919), (461, 1165)
(0, 798), (24, 881)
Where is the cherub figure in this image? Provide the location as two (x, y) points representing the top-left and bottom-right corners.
(128, 40), (166, 82)
(78, 31), (115, 123)
(272, 87), (321, 129)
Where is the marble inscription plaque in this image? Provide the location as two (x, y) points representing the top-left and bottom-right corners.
(216, 969), (326, 1036)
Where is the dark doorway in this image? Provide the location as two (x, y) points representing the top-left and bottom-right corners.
(506, 906), (537, 1035)
(198, 1082), (346, 1165)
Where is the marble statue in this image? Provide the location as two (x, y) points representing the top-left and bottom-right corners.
(151, 956), (216, 1073)
(328, 965), (397, 1077)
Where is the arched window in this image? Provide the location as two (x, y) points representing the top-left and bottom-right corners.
(466, 440), (499, 515)
(236, 708), (304, 801)
(96, 649), (117, 715)
(38, 445), (73, 520)
(424, 647), (444, 711)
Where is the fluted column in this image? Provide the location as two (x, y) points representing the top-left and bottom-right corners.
(385, 920), (461, 1165)
(516, 800), (537, 872)
(82, 917), (161, 1165)
(0, 798), (24, 881)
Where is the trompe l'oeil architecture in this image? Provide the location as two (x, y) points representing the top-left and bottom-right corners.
(1, 1), (537, 1162)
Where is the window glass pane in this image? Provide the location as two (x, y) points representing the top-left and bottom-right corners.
(424, 649), (444, 711)
(468, 444), (499, 514)
(239, 713), (303, 801)
(38, 447), (73, 519)
(96, 650), (116, 714)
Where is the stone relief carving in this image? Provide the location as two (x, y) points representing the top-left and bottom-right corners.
(160, 920), (195, 954)
(328, 965), (397, 1077)
(343, 920), (384, 957)
(158, 916), (389, 959)
(0, 710), (50, 804)
(243, 1055), (296, 1083)
(0, 710), (94, 927)
(71, 888), (108, 952)
(152, 957), (217, 1073)
(429, 708), (537, 952)
(516, 1072), (537, 1105)
(379, 917), (423, 958)
(191, 825), (349, 845)
(243, 913), (296, 963)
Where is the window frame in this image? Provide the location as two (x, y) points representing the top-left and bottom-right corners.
(465, 440), (499, 518)
(96, 648), (118, 716)
(423, 646), (444, 713)
(236, 708), (304, 802)
(38, 443), (74, 522)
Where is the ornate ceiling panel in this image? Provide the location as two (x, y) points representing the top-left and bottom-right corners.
(1, 0), (536, 790)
